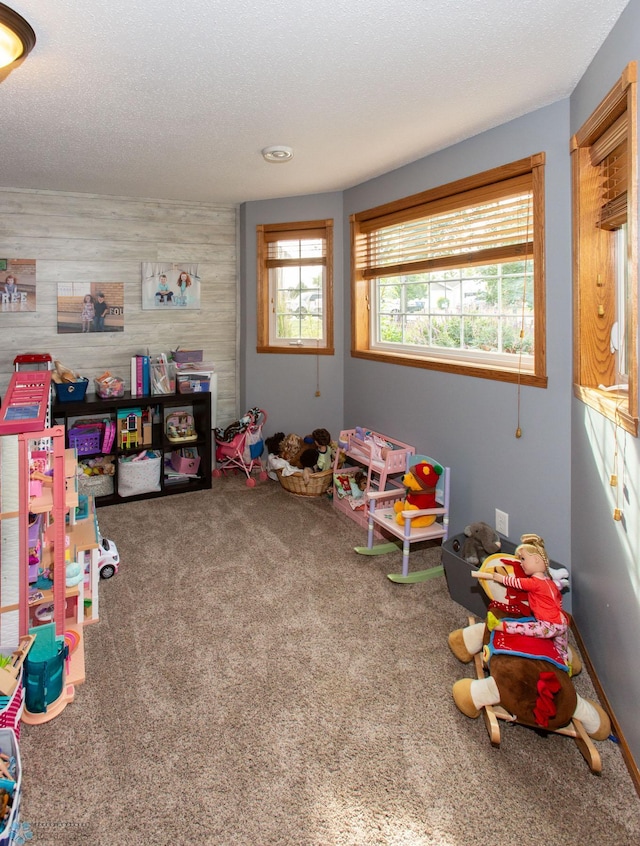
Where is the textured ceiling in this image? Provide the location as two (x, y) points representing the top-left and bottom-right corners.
(0, 0), (630, 204)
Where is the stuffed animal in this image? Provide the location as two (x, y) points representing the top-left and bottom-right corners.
(393, 460), (443, 528)
(81, 456), (115, 476)
(279, 433), (318, 470)
(448, 549), (611, 746)
(459, 521), (501, 565)
(265, 432), (285, 457)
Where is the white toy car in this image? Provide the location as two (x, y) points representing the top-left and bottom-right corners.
(97, 536), (120, 579)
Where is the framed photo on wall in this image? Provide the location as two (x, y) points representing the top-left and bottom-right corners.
(1, 258), (36, 312)
(57, 282), (124, 334)
(141, 262), (201, 310)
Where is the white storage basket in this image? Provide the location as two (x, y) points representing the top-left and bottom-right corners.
(118, 452), (161, 497)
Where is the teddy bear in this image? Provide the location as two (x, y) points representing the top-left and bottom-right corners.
(458, 521), (501, 565)
(448, 548), (611, 757)
(278, 433), (318, 470)
(393, 459), (443, 528)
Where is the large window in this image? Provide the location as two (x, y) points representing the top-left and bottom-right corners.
(351, 156), (547, 386)
(257, 220), (334, 355)
(571, 62), (638, 436)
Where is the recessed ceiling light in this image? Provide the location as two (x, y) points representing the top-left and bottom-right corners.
(262, 145), (294, 163)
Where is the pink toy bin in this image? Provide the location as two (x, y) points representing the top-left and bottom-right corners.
(170, 451), (200, 474)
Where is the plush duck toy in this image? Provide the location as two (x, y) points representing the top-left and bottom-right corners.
(394, 460), (443, 528)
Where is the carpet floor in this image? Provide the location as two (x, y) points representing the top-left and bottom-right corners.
(17, 477), (640, 845)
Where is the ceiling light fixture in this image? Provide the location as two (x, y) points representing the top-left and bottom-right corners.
(262, 145), (294, 163)
(0, 3), (36, 70)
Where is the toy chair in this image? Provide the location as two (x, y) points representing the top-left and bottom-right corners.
(354, 455), (450, 583)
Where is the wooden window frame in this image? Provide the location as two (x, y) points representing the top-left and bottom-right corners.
(350, 156), (547, 387)
(571, 62), (638, 437)
(257, 219), (334, 355)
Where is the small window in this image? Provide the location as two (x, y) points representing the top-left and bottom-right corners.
(571, 62), (638, 436)
(257, 220), (334, 355)
(351, 156), (547, 386)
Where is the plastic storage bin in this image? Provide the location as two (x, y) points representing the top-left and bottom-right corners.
(441, 534), (492, 617)
(68, 423), (103, 456)
(94, 373), (125, 398)
(177, 373), (211, 393)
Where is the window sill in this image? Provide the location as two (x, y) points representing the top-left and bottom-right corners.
(574, 385), (638, 436)
(257, 345), (334, 356)
(352, 349), (547, 387)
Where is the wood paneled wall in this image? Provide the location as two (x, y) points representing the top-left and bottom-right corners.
(0, 188), (238, 428)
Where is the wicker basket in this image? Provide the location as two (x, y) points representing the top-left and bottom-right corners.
(276, 467), (333, 497)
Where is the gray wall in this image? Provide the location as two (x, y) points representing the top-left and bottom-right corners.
(240, 104), (574, 589)
(240, 193), (345, 438)
(570, 0), (640, 770)
(242, 1), (640, 770)
(342, 100), (573, 571)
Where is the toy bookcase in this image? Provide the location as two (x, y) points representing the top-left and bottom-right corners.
(52, 390), (212, 506)
(332, 429), (415, 537)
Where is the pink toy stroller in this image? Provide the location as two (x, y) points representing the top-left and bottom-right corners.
(213, 408), (268, 487)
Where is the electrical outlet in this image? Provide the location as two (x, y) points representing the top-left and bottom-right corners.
(495, 508), (509, 537)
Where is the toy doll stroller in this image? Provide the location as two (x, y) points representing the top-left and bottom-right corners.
(213, 408), (268, 487)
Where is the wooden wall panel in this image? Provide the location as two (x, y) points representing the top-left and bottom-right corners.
(0, 188), (239, 429)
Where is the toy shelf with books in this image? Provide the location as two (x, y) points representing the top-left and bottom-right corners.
(332, 428), (415, 536)
(52, 391), (212, 506)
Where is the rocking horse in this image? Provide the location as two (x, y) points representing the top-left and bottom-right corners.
(448, 541), (611, 773)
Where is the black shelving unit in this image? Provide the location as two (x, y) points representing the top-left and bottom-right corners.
(52, 391), (212, 506)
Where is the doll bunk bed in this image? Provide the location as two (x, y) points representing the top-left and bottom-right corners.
(332, 428), (415, 534)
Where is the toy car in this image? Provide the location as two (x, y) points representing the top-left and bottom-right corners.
(97, 536), (120, 579)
